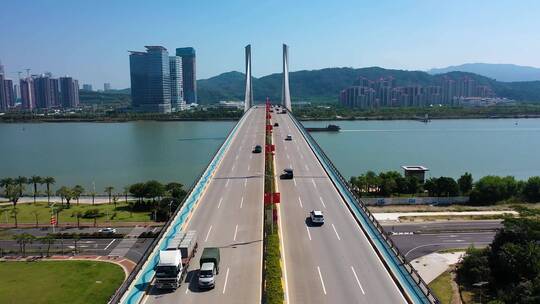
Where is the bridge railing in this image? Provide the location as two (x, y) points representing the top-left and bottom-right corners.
(109, 109), (251, 304)
(289, 113), (439, 304)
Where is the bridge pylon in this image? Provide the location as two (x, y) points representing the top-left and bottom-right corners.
(282, 44), (292, 111)
(244, 44), (253, 112)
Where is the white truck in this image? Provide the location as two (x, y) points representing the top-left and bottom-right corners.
(155, 231), (198, 290)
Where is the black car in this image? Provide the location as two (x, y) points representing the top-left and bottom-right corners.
(252, 145), (262, 153)
(274, 122), (279, 127)
(280, 168), (294, 179)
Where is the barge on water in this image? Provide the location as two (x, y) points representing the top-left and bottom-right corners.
(305, 124), (341, 132)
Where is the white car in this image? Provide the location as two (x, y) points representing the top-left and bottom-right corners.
(310, 210), (324, 225)
(285, 134), (292, 141)
(99, 227), (117, 234)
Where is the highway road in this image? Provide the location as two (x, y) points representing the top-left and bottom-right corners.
(273, 109), (407, 303)
(384, 221), (499, 260)
(144, 106), (265, 304)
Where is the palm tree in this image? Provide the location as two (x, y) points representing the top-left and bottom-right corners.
(72, 185), (85, 205)
(30, 210), (40, 227)
(73, 211), (83, 228)
(104, 186), (114, 204)
(123, 186), (129, 204)
(14, 176), (28, 197)
(56, 187), (66, 206)
(5, 184), (23, 207)
(40, 235), (55, 256)
(30, 175), (43, 204)
(43, 177), (56, 204)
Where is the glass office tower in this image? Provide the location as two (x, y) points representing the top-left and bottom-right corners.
(175, 47), (197, 104)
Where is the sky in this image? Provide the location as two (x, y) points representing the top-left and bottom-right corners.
(1, 0), (540, 89)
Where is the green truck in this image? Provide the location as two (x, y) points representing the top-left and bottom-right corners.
(198, 247), (220, 289)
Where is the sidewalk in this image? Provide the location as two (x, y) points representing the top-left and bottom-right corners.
(411, 252), (465, 283)
(373, 210), (518, 222)
(0, 195), (134, 206)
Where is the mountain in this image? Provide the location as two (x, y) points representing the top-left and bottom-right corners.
(428, 63), (540, 82)
(197, 67), (540, 104)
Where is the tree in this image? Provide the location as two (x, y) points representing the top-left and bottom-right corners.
(56, 187), (66, 206)
(457, 246), (491, 286)
(365, 171), (379, 194)
(458, 172), (473, 195)
(104, 186), (114, 204)
(112, 194), (118, 209)
(30, 210), (40, 227)
(165, 182), (187, 200)
(73, 234), (81, 254)
(523, 176), (540, 203)
(40, 235), (55, 256)
(436, 177), (459, 197)
(73, 211), (83, 228)
(72, 185), (85, 205)
(83, 209), (102, 227)
(123, 186), (129, 203)
(5, 184), (23, 207)
(144, 180), (165, 201)
(14, 176), (28, 196)
(129, 183), (146, 203)
(43, 177), (56, 204)
(405, 176), (421, 195)
(13, 233), (35, 256)
(470, 175), (519, 205)
(0, 177), (14, 194)
(30, 175), (43, 204)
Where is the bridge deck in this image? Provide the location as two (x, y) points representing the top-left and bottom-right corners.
(273, 111), (407, 303)
(143, 107), (265, 304)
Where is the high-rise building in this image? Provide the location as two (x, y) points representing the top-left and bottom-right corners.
(82, 84), (93, 91)
(104, 83), (111, 91)
(20, 78), (35, 110)
(175, 47), (197, 104)
(33, 74), (60, 109)
(60, 77), (80, 108)
(0, 73), (6, 111)
(129, 46), (172, 113)
(13, 83), (20, 101)
(0, 60), (4, 75)
(4, 79), (15, 107)
(169, 56), (185, 111)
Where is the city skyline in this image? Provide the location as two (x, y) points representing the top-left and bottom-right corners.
(1, 1), (540, 89)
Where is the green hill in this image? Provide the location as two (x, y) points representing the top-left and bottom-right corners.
(197, 67), (540, 104)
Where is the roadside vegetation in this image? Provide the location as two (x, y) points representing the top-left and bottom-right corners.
(456, 209), (540, 303)
(349, 170), (540, 206)
(263, 107), (284, 304)
(428, 270), (455, 304)
(0, 260), (124, 304)
(0, 177), (188, 226)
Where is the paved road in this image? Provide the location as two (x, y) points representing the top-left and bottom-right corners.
(385, 221), (499, 260)
(273, 110), (407, 304)
(144, 107), (265, 304)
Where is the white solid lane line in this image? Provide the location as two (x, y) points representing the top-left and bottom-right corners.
(312, 179), (317, 188)
(225, 179), (230, 187)
(240, 197), (244, 208)
(298, 197), (303, 208)
(319, 197), (326, 209)
(104, 239), (116, 250)
(204, 225), (213, 242)
(217, 198), (223, 209)
(317, 266), (327, 295)
(244, 179), (247, 187)
(234, 224), (239, 241)
(331, 223), (341, 241)
(351, 266), (366, 295)
(222, 267), (230, 294)
(293, 179), (297, 186)
(306, 226), (312, 241)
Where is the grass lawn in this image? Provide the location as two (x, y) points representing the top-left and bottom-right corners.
(0, 260), (124, 304)
(0, 201), (154, 225)
(429, 270), (454, 304)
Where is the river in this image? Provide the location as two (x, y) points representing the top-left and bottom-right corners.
(1, 118), (539, 193)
